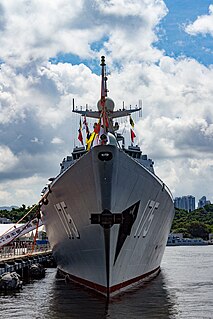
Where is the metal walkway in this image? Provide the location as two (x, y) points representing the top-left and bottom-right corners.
(0, 244), (53, 275)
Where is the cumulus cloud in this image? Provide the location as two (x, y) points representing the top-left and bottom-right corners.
(94, 0), (167, 62)
(135, 116), (213, 196)
(0, 61), (100, 127)
(0, 0), (212, 206)
(109, 56), (213, 123)
(0, 175), (47, 206)
(51, 137), (64, 144)
(0, 0), (93, 66)
(0, 145), (19, 172)
(155, 157), (213, 203)
(131, 56), (213, 202)
(137, 116), (213, 160)
(0, 0), (167, 67)
(185, 5), (213, 36)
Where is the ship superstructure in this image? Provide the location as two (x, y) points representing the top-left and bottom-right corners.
(41, 57), (175, 297)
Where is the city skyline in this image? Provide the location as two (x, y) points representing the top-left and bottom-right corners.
(174, 194), (211, 212)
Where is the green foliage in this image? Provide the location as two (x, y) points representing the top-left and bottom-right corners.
(0, 204), (38, 223)
(1, 204), (213, 239)
(171, 204), (213, 239)
(172, 227), (190, 238)
(186, 221), (210, 240)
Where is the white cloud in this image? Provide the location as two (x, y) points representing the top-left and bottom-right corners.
(135, 116), (213, 200)
(51, 137), (64, 144)
(0, 189), (12, 204)
(0, 0), (212, 206)
(0, 0), (92, 66)
(96, 0), (145, 16)
(0, 61), (100, 126)
(109, 56), (213, 123)
(185, 5), (213, 36)
(155, 157), (213, 204)
(96, 0), (167, 63)
(137, 116), (213, 158)
(0, 145), (19, 172)
(0, 175), (47, 206)
(0, 0), (168, 67)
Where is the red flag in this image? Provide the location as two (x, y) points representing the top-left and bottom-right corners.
(78, 129), (83, 145)
(94, 122), (101, 134)
(130, 129), (136, 143)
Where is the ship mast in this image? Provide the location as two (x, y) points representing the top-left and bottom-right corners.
(100, 56), (108, 132)
(72, 57), (141, 123)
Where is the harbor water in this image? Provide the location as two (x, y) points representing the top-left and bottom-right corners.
(0, 246), (213, 319)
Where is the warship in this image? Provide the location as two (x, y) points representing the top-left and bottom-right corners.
(41, 56), (175, 297)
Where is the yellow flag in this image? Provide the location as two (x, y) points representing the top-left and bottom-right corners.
(130, 115), (134, 128)
(86, 132), (96, 150)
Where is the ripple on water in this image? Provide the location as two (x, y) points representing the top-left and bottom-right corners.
(0, 246), (213, 319)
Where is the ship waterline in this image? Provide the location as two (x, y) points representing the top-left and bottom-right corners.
(41, 56), (174, 296)
(41, 144), (174, 296)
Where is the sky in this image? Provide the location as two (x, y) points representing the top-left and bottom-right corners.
(0, 0), (212, 207)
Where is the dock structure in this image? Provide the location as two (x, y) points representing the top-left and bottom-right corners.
(0, 244), (54, 276)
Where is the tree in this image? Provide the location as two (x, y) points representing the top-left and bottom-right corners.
(0, 204), (38, 223)
(172, 227), (190, 238)
(187, 221), (210, 240)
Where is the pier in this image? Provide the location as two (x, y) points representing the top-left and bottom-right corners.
(0, 243), (54, 276)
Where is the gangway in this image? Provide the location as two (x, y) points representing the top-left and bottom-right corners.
(0, 218), (43, 248)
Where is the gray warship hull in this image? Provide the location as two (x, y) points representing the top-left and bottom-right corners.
(41, 144), (174, 296)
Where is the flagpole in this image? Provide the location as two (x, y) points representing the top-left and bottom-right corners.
(100, 56), (108, 133)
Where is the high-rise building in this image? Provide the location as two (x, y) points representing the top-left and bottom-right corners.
(174, 195), (195, 212)
(198, 196), (211, 208)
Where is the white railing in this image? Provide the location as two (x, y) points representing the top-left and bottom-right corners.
(0, 242), (51, 260)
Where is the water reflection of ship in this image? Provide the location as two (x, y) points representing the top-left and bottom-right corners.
(46, 270), (177, 319)
(107, 271), (178, 319)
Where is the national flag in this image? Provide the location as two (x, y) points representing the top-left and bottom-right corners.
(86, 123), (90, 135)
(130, 129), (136, 143)
(130, 115), (134, 128)
(83, 115), (91, 139)
(82, 115), (87, 129)
(86, 125), (91, 144)
(78, 118), (83, 145)
(86, 132), (96, 150)
(86, 130), (91, 142)
(79, 118), (82, 129)
(78, 129), (83, 145)
(94, 122), (101, 134)
(83, 115), (87, 125)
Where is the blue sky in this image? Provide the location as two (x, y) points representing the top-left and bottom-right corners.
(0, 0), (212, 206)
(156, 0), (213, 65)
(49, 1), (213, 70)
